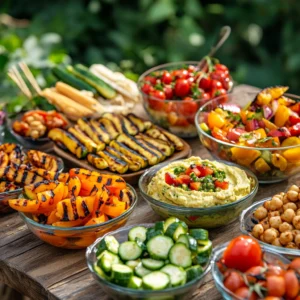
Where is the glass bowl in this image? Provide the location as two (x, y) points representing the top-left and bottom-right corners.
(18, 184), (137, 249)
(195, 92), (300, 183)
(240, 197), (300, 259)
(211, 242), (290, 300)
(86, 223), (211, 300)
(138, 61), (233, 138)
(138, 159), (258, 229)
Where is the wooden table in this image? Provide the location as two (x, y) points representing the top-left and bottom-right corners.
(0, 85), (289, 300)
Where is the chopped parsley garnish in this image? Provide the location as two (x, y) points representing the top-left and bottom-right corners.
(173, 166), (186, 175)
(199, 175), (215, 192)
(227, 111), (241, 122)
(190, 172), (200, 182)
(214, 170), (226, 182)
(154, 83), (164, 91)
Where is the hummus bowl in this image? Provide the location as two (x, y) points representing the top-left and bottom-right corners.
(139, 158), (258, 228)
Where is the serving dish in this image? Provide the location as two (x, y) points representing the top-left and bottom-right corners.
(195, 91), (300, 183)
(86, 223), (211, 300)
(139, 159), (258, 228)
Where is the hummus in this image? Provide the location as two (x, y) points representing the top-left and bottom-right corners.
(147, 157), (251, 208)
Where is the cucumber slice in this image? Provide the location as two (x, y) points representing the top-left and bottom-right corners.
(163, 217), (180, 232)
(147, 235), (174, 260)
(142, 271), (170, 290)
(111, 264), (133, 286)
(99, 251), (121, 273)
(128, 226), (148, 243)
(161, 264), (186, 286)
(189, 229), (209, 243)
(94, 264), (110, 280)
(177, 234), (197, 251)
(146, 228), (163, 241)
(169, 243), (192, 268)
(97, 235), (119, 256)
(128, 276), (142, 289)
(135, 263), (152, 277)
(126, 259), (141, 270)
(141, 258), (165, 270)
(197, 240), (212, 257)
(119, 241), (143, 261)
(154, 221), (164, 231)
(186, 265), (203, 282)
(173, 223), (188, 241)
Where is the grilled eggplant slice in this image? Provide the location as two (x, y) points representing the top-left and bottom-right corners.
(5, 165), (44, 185)
(90, 119), (111, 144)
(117, 133), (160, 165)
(27, 150), (59, 172)
(255, 86), (289, 105)
(126, 113), (152, 131)
(87, 153), (109, 169)
(0, 143), (21, 154)
(0, 151), (9, 177)
(109, 140), (148, 168)
(106, 146), (142, 172)
(48, 128), (88, 159)
(133, 138), (165, 162)
(98, 118), (119, 140)
(145, 128), (168, 141)
(156, 127), (184, 151)
(97, 150), (128, 174)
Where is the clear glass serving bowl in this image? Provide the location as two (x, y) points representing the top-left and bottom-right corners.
(138, 61), (233, 138)
(195, 92), (300, 183)
(86, 223), (211, 300)
(211, 242), (290, 300)
(138, 159), (258, 229)
(240, 197), (300, 259)
(18, 184), (137, 249)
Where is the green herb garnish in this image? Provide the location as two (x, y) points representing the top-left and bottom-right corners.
(173, 166), (186, 175)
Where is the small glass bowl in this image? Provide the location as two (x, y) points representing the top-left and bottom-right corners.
(138, 61), (233, 138)
(211, 242), (290, 300)
(86, 223), (211, 300)
(195, 92), (300, 184)
(240, 198), (300, 259)
(18, 184), (137, 249)
(138, 159), (258, 229)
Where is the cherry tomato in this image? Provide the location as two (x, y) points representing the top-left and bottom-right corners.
(212, 88), (227, 97)
(188, 65), (196, 73)
(289, 115), (300, 125)
(175, 117), (189, 126)
(211, 127), (229, 143)
(190, 182), (201, 191)
(196, 165), (214, 177)
(165, 172), (175, 185)
(289, 123), (300, 136)
(266, 276), (285, 297)
(211, 80), (223, 90)
(185, 167), (201, 177)
(148, 90), (166, 110)
(284, 270), (299, 298)
(221, 76), (233, 91)
(215, 63), (229, 73)
(226, 128), (246, 142)
(144, 76), (157, 85)
(164, 86), (173, 99)
(179, 69), (190, 79)
(188, 76), (195, 84)
(266, 265), (285, 277)
(234, 287), (257, 300)
(268, 127), (291, 138)
(211, 70), (227, 81)
(246, 266), (265, 284)
(223, 236), (262, 272)
(177, 174), (191, 185)
(215, 180), (229, 190)
(264, 297), (281, 300)
(141, 83), (153, 95)
(290, 257), (300, 270)
(164, 102), (176, 113)
(199, 76), (211, 90)
(201, 92), (211, 101)
(161, 71), (172, 84)
(178, 97), (198, 117)
(223, 271), (246, 292)
(174, 79), (190, 97)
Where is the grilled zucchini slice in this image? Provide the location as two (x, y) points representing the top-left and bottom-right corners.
(90, 119), (111, 144)
(87, 153), (109, 169)
(119, 115), (139, 135)
(134, 138), (165, 162)
(127, 113), (152, 131)
(102, 113), (123, 133)
(157, 127), (184, 151)
(145, 128), (169, 141)
(98, 118), (119, 140)
(97, 150), (128, 174)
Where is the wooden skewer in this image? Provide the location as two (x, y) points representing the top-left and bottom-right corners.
(19, 62), (42, 95)
(8, 67), (32, 99)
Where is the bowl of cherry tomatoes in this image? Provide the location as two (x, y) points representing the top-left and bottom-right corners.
(138, 60), (233, 138)
(212, 235), (300, 300)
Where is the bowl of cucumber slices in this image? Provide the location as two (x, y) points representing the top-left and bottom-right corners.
(86, 217), (212, 300)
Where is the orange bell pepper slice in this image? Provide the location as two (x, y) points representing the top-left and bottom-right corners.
(9, 198), (40, 213)
(67, 176), (81, 197)
(84, 214), (108, 226)
(35, 231), (67, 247)
(46, 209), (60, 224)
(52, 218), (87, 227)
(102, 202), (126, 218)
(24, 180), (59, 200)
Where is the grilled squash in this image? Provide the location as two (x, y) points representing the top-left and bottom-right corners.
(87, 153), (109, 169)
(27, 150), (59, 172)
(145, 128), (168, 141)
(133, 138), (165, 162)
(126, 113), (152, 132)
(9, 147), (26, 165)
(157, 127), (184, 151)
(98, 118), (119, 140)
(89, 119), (111, 144)
(0, 143), (21, 154)
(0, 181), (19, 193)
(97, 150), (128, 174)
(102, 113), (123, 133)
(9, 198), (40, 213)
(24, 180), (59, 200)
(5, 165), (44, 185)
(0, 151), (9, 177)
(67, 176), (81, 198)
(119, 115), (139, 135)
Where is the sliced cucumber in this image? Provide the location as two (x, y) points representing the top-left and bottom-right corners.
(128, 276), (142, 289)
(173, 223), (188, 240)
(111, 264), (133, 286)
(119, 241), (143, 261)
(154, 221), (164, 231)
(142, 271), (170, 290)
(97, 235), (119, 256)
(189, 229), (209, 243)
(186, 265), (203, 282)
(147, 235), (174, 260)
(169, 243), (192, 268)
(161, 264), (186, 286)
(135, 263), (152, 277)
(94, 264), (110, 280)
(177, 234), (197, 251)
(126, 259), (141, 270)
(192, 242), (212, 266)
(141, 258), (165, 270)
(197, 240), (212, 257)
(99, 251), (121, 273)
(146, 228), (163, 241)
(128, 226), (148, 243)
(163, 217), (180, 232)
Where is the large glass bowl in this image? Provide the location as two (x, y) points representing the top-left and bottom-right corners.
(86, 223), (211, 300)
(138, 61), (233, 138)
(195, 92), (300, 183)
(18, 184), (137, 249)
(138, 159), (258, 229)
(240, 197), (300, 259)
(211, 242), (290, 300)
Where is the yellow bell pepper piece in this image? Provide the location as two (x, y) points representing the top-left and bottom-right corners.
(283, 148), (300, 163)
(231, 147), (261, 166)
(254, 158), (271, 173)
(274, 105), (290, 127)
(200, 123), (209, 132)
(207, 111), (226, 129)
(271, 153), (287, 171)
(253, 128), (267, 139)
(281, 137), (300, 147)
(262, 118), (278, 130)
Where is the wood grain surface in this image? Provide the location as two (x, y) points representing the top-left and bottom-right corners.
(1, 85), (287, 300)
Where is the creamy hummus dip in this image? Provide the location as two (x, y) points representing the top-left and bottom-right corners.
(147, 157), (251, 208)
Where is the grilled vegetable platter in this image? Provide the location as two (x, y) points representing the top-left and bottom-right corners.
(48, 112), (191, 184)
(91, 217), (212, 290)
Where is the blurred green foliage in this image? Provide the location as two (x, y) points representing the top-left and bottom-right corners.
(1, 0), (300, 109)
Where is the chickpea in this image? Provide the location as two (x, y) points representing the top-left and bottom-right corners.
(30, 130), (40, 139)
(263, 200), (271, 210)
(283, 203), (297, 211)
(260, 234), (265, 242)
(37, 124), (45, 131)
(296, 209), (300, 216)
(280, 192), (285, 197)
(269, 196), (283, 211)
(279, 231), (294, 245)
(264, 228), (278, 243)
(254, 206), (268, 220)
(30, 120), (42, 127)
(287, 190), (299, 202)
(292, 229), (300, 238)
(282, 194), (289, 204)
(278, 208), (284, 214)
(281, 208), (296, 223)
(260, 218), (270, 231)
(295, 234), (300, 248)
(26, 116), (34, 123)
(286, 242), (297, 249)
(252, 224), (264, 238)
(279, 222), (293, 233)
(272, 238), (282, 247)
(289, 184), (299, 193)
(296, 201), (300, 208)
(268, 211), (280, 219)
(292, 215), (300, 230)
(269, 216), (282, 229)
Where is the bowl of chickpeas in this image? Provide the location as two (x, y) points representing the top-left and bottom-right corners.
(240, 184), (300, 258)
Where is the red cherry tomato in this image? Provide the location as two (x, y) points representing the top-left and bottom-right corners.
(226, 128), (246, 142)
(144, 76), (157, 85)
(188, 65), (196, 73)
(178, 97), (198, 117)
(141, 83), (153, 95)
(174, 79), (190, 97)
(266, 276), (285, 297)
(223, 271), (246, 292)
(190, 182), (201, 191)
(188, 76), (195, 84)
(148, 90), (166, 110)
(223, 235), (262, 272)
(290, 258), (300, 270)
(199, 76), (211, 90)
(201, 92), (211, 101)
(164, 86), (174, 99)
(185, 167), (201, 177)
(234, 287), (257, 300)
(289, 123), (300, 136)
(165, 172), (175, 185)
(179, 69), (190, 79)
(222, 76), (233, 91)
(211, 80), (223, 90)
(211, 70), (227, 81)
(196, 165), (214, 177)
(215, 63), (229, 73)
(284, 270), (299, 299)
(176, 174), (191, 185)
(215, 180), (229, 190)
(289, 115), (300, 125)
(161, 71), (172, 84)
(246, 266), (265, 284)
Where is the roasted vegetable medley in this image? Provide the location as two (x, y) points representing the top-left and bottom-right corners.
(94, 217), (212, 290)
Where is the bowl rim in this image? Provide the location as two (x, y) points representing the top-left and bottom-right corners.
(137, 60), (233, 103)
(138, 158), (259, 213)
(195, 91), (300, 151)
(86, 222), (212, 295)
(19, 183), (137, 231)
(240, 197), (300, 256)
